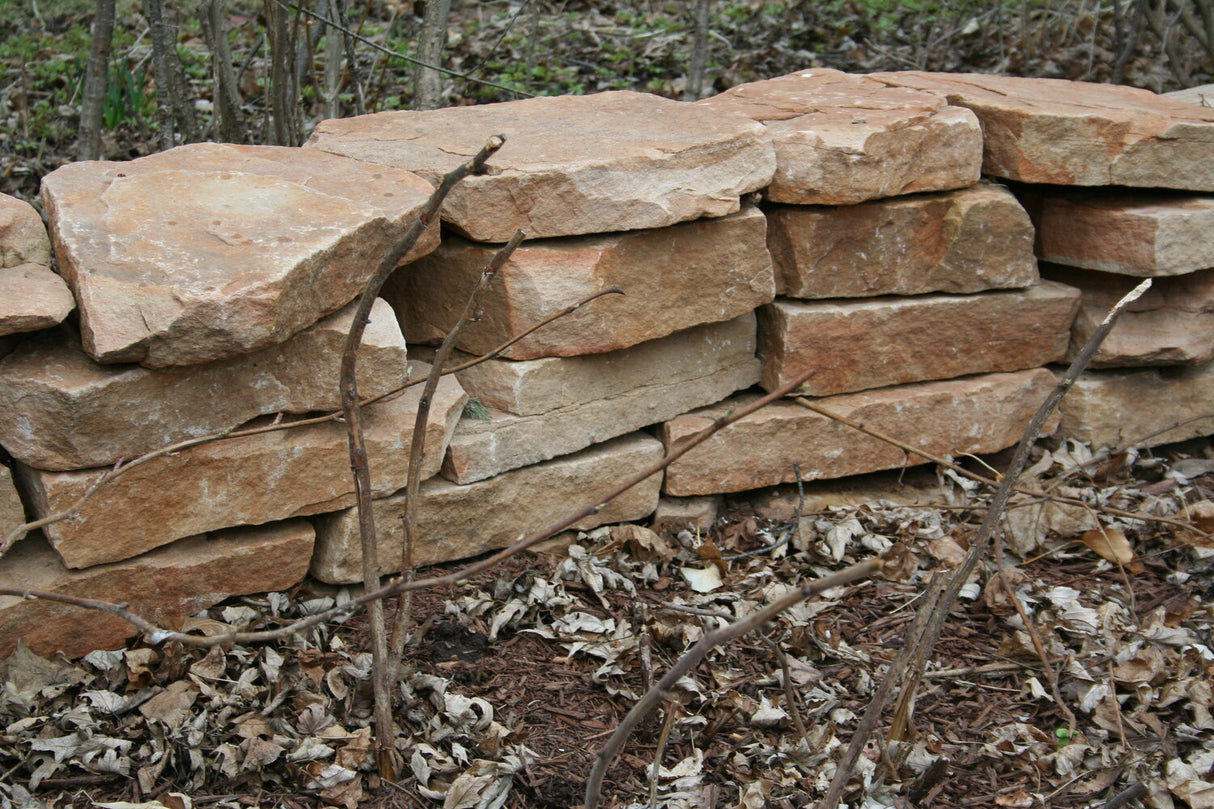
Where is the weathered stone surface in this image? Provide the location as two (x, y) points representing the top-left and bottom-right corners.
(651, 496), (720, 535)
(1165, 84), (1214, 106)
(311, 432), (664, 583)
(1057, 362), (1214, 449)
(0, 299), (409, 471)
(0, 521), (314, 659)
(0, 466), (23, 539)
(389, 206), (774, 360)
(0, 263), (75, 336)
(0, 194), (51, 268)
(1020, 189), (1214, 276)
(757, 281), (1079, 395)
(1044, 266), (1214, 367)
(698, 69), (982, 204)
(439, 315), (760, 483)
(18, 373), (466, 568)
(662, 369), (1057, 495)
(40, 143), (438, 368)
(767, 184), (1038, 299)
(870, 72), (1214, 190)
(739, 467), (942, 522)
(421, 314), (759, 417)
(307, 91), (775, 242)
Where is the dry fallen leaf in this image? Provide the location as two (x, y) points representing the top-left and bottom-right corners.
(1078, 527), (1144, 572)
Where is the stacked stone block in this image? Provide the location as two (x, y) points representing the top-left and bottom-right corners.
(1, 73), (1211, 658)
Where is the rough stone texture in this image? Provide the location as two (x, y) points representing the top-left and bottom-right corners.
(0, 299), (409, 471)
(697, 69), (982, 204)
(0, 466), (23, 539)
(420, 314), (759, 417)
(1019, 188), (1214, 277)
(440, 315), (760, 483)
(757, 281), (1079, 395)
(387, 206), (774, 360)
(1044, 266), (1214, 368)
(0, 521), (314, 659)
(651, 496), (720, 535)
(0, 193), (52, 267)
(870, 72), (1214, 191)
(306, 91), (775, 242)
(767, 184), (1038, 299)
(1165, 84), (1214, 106)
(18, 373), (466, 569)
(662, 369), (1058, 495)
(311, 432), (664, 583)
(0, 263), (76, 336)
(1056, 362), (1214, 449)
(40, 142), (439, 368)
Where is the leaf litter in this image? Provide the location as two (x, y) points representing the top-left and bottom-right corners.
(1, 439), (1212, 809)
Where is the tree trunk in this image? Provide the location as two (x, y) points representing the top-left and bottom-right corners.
(77, 0), (116, 161)
(201, 0), (246, 143)
(413, 0), (452, 110)
(683, 0), (710, 101)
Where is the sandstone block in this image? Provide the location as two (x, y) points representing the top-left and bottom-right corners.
(651, 496), (720, 535)
(1044, 266), (1214, 367)
(440, 316), (760, 482)
(307, 91), (775, 242)
(311, 432), (664, 583)
(40, 143), (439, 368)
(767, 184), (1038, 299)
(1165, 84), (1214, 106)
(0, 194), (51, 268)
(0, 521), (314, 659)
(662, 369), (1058, 495)
(1056, 362), (1214, 449)
(1, 466), (23, 539)
(757, 281), (1079, 395)
(0, 263), (75, 336)
(1020, 189), (1214, 277)
(871, 72), (1214, 190)
(0, 299), (408, 471)
(388, 206), (774, 360)
(18, 374), (466, 568)
(698, 69), (982, 204)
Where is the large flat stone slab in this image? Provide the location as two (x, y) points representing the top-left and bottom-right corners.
(758, 282), (1078, 395)
(0, 263), (75, 337)
(387, 206), (774, 360)
(0, 521), (314, 659)
(697, 69), (981, 204)
(1057, 362), (1214, 449)
(306, 91), (775, 242)
(440, 315), (760, 483)
(662, 369), (1057, 495)
(1020, 188), (1214, 277)
(870, 72), (1214, 190)
(41, 143), (438, 368)
(767, 184), (1038, 299)
(17, 374), (465, 568)
(0, 299), (408, 471)
(1044, 266), (1214, 367)
(311, 432), (664, 583)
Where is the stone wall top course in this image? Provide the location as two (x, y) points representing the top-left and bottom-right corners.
(40, 142), (439, 368)
(306, 90), (776, 242)
(697, 68), (982, 205)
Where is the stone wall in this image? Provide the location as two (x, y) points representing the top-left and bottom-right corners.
(2, 70), (1212, 658)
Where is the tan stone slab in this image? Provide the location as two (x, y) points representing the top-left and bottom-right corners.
(1020, 188), (1214, 277)
(311, 432), (664, 583)
(651, 496), (720, 535)
(1056, 362), (1214, 449)
(18, 373), (466, 568)
(1044, 266), (1214, 367)
(1165, 84), (1214, 106)
(389, 206), (774, 360)
(757, 281), (1079, 395)
(0, 194), (51, 268)
(698, 69), (981, 204)
(41, 143), (438, 368)
(307, 91), (774, 242)
(440, 319), (760, 482)
(0, 466), (23, 540)
(767, 184), (1038, 299)
(0, 263), (75, 337)
(870, 72), (1214, 190)
(0, 521), (314, 659)
(662, 369), (1058, 495)
(0, 298), (408, 471)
